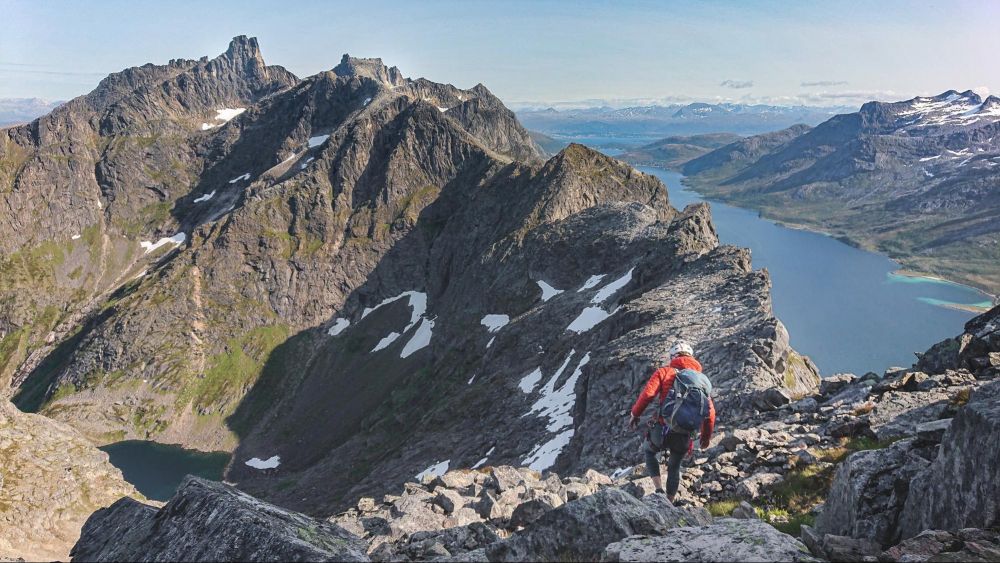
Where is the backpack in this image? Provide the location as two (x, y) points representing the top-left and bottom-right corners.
(659, 368), (712, 436)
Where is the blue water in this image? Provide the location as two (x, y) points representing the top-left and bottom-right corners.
(101, 441), (230, 501)
(638, 167), (993, 376)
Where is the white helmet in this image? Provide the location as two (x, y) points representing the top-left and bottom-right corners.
(669, 340), (694, 358)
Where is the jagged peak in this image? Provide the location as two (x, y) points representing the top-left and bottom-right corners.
(333, 54), (405, 87)
(223, 35), (264, 65)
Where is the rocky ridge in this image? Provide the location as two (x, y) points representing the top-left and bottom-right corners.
(68, 304), (1000, 562)
(1, 36), (818, 521)
(0, 399), (137, 561)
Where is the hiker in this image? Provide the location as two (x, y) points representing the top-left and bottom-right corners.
(627, 340), (716, 502)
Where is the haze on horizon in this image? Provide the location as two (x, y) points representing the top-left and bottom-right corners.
(1, 0), (997, 109)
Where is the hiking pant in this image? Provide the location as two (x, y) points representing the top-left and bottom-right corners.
(643, 429), (690, 497)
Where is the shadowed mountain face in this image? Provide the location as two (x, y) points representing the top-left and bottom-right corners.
(0, 37), (816, 513)
(683, 90), (1000, 295)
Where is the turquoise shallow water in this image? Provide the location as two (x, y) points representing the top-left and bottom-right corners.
(100, 440), (230, 501)
(638, 167), (994, 376)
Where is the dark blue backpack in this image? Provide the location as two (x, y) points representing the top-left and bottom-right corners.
(659, 368), (712, 436)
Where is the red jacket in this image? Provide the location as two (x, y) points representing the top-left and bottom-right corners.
(631, 356), (716, 444)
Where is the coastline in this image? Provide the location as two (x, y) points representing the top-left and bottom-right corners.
(652, 165), (998, 309)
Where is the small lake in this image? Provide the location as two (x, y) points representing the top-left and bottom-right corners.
(100, 440), (230, 501)
(640, 167), (993, 376)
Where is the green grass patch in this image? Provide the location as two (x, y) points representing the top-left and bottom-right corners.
(707, 499), (739, 517)
(181, 324), (290, 415)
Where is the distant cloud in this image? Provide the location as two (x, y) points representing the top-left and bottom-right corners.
(720, 79), (754, 89)
(801, 80), (849, 87)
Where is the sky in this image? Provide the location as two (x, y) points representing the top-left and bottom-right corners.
(1, 0), (997, 108)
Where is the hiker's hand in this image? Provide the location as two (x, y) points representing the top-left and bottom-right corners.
(627, 414), (639, 431)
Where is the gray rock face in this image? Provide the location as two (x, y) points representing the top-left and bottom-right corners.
(814, 438), (931, 546)
(898, 380), (1000, 539)
(601, 519), (818, 562)
(71, 477), (369, 562)
(0, 399), (137, 561)
(485, 488), (711, 562)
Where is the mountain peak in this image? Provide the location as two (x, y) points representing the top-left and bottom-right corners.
(224, 35), (263, 63)
(333, 54), (405, 87)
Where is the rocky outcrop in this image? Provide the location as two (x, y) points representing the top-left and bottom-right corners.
(897, 379), (1000, 538)
(602, 519), (818, 562)
(0, 399), (137, 561)
(813, 438), (931, 545)
(813, 306), (1000, 551)
(71, 477), (368, 562)
(74, 465), (825, 563)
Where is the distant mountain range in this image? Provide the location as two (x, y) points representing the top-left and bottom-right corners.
(681, 90), (1000, 295)
(0, 98), (63, 126)
(517, 102), (853, 140)
(618, 133), (743, 169)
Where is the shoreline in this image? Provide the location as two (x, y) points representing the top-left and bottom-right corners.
(653, 166), (998, 308)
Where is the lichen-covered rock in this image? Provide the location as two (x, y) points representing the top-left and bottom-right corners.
(485, 488), (711, 562)
(70, 477), (368, 562)
(601, 519), (819, 562)
(0, 400), (137, 561)
(898, 380), (1000, 539)
(814, 438), (931, 546)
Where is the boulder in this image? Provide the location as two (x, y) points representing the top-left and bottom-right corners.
(735, 472), (783, 500)
(914, 418), (952, 443)
(485, 488), (709, 562)
(820, 374), (858, 397)
(601, 519), (818, 562)
(880, 528), (1000, 562)
(814, 438), (929, 546)
(753, 388), (792, 411)
(70, 477), (368, 562)
(819, 534), (880, 562)
(730, 501), (758, 519)
(898, 380), (1000, 539)
(868, 390), (951, 441)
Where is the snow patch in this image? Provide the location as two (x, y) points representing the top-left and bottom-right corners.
(245, 455), (280, 470)
(327, 318), (350, 336)
(536, 280), (563, 301)
(437, 106), (450, 112)
(400, 317), (434, 358)
(228, 173), (251, 184)
(364, 291), (434, 357)
(71, 234), (81, 240)
(201, 107), (246, 130)
(528, 351), (589, 432)
(918, 155), (941, 162)
(522, 429), (574, 472)
(300, 157), (315, 170)
(567, 306), (617, 333)
(487, 336), (496, 348)
(518, 368), (543, 394)
(471, 446), (496, 469)
(578, 274), (606, 292)
(371, 332), (401, 352)
(415, 460), (450, 481)
(480, 314), (510, 333)
(308, 134), (330, 148)
(215, 108), (246, 122)
(193, 190), (216, 203)
(140, 232), (186, 254)
(363, 97), (372, 106)
(591, 267), (634, 304)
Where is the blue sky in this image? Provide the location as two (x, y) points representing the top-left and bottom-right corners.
(1, 0), (996, 108)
